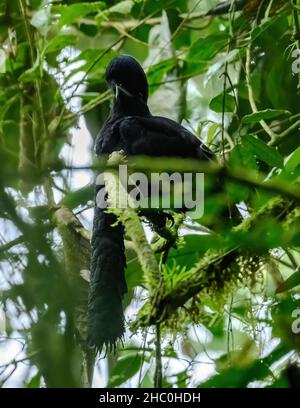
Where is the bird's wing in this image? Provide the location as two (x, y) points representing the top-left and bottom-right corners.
(117, 116), (214, 160)
(117, 116), (240, 227)
(95, 118), (122, 155)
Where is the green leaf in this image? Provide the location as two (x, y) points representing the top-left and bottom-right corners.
(45, 35), (77, 55)
(199, 345), (288, 387)
(183, 33), (229, 76)
(18, 60), (41, 83)
(207, 123), (219, 144)
(0, 94), (19, 130)
(276, 268), (300, 293)
(0, 49), (6, 73)
(108, 354), (143, 387)
(109, 0), (134, 14)
(187, 33), (229, 63)
(284, 146), (300, 173)
(30, 8), (50, 33)
(78, 23), (98, 37)
(205, 49), (240, 84)
(244, 135), (283, 168)
(209, 93), (236, 113)
(242, 109), (290, 125)
(60, 185), (93, 209)
(168, 234), (223, 270)
(53, 2), (105, 27)
(200, 360), (269, 387)
(125, 255), (144, 289)
(69, 49), (116, 76)
(26, 372), (41, 388)
(229, 142), (258, 171)
(140, 372), (153, 388)
(147, 58), (177, 93)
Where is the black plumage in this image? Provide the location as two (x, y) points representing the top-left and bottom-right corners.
(88, 55), (213, 351)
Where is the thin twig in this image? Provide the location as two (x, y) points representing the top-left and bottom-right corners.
(154, 323), (162, 388)
(0, 236), (24, 254)
(245, 45), (277, 141)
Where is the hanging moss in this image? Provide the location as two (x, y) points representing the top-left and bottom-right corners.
(137, 196), (300, 328)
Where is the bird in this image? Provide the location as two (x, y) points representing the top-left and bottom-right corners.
(88, 54), (214, 352)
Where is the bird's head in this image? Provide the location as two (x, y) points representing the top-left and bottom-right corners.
(105, 55), (148, 102)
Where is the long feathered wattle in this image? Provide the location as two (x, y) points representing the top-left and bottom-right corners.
(88, 191), (127, 352)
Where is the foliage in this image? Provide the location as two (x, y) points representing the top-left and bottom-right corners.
(0, 0), (300, 388)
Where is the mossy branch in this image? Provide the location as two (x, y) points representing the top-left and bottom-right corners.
(52, 206), (95, 388)
(65, 156), (300, 203)
(104, 152), (161, 289)
(137, 196), (300, 326)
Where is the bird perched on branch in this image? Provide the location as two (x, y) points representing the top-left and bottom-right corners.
(88, 55), (214, 352)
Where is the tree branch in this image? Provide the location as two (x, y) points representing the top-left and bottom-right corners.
(61, 156), (300, 203)
(52, 206), (95, 387)
(0, 236), (24, 254)
(137, 196), (300, 326)
(104, 152), (161, 289)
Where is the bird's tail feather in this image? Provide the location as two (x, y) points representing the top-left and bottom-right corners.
(88, 206), (127, 352)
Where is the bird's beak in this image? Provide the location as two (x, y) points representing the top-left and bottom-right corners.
(114, 83), (133, 98)
(115, 84), (119, 99)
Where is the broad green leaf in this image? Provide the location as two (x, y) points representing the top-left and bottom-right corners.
(147, 58), (177, 93)
(205, 49), (240, 85)
(69, 49), (116, 76)
(209, 93), (236, 113)
(0, 49), (7, 73)
(183, 33), (229, 76)
(96, 0), (133, 24)
(78, 23), (98, 37)
(167, 234), (224, 271)
(186, 33), (229, 63)
(207, 123), (219, 144)
(244, 134), (283, 168)
(272, 297), (300, 350)
(242, 109), (290, 125)
(108, 354), (143, 387)
(229, 142), (258, 171)
(199, 360), (269, 387)
(125, 255), (144, 289)
(30, 0), (43, 8)
(60, 185), (93, 209)
(267, 377), (289, 388)
(140, 372), (153, 388)
(276, 268), (300, 293)
(53, 2), (105, 27)
(109, 0), (134, 14)
(199, 345), (288, 387)
(26, 372), (41, 388)
(18, 60), (41, 83)
(30, 8), (50, 33)
(0, 94), (19, 130)
(45, 35), (77, 55)
(284, 146), (300, 173)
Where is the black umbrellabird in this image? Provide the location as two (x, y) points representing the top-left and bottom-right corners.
(88, 55), (214, 352)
